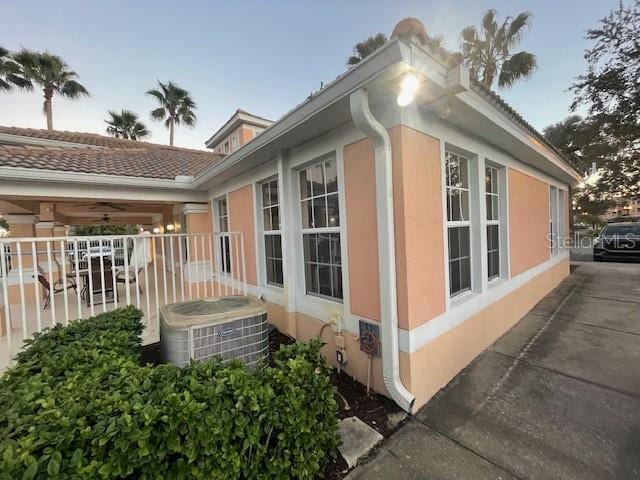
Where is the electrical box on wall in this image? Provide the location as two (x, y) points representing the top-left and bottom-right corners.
(358, 320), (380, 357)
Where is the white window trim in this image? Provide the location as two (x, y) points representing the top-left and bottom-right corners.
(445, 149), (475, 300)
(443, 144), (513, 311)
(257, 176), (284, 289)
(295, 153), (344, 304)
(213, 194), (232, 279)
(484, 161), (508, 284)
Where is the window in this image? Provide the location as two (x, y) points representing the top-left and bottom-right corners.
(485, 165), (500, 280)
(216, 197), (231, 274)
(261, 178), (283, 287)
(299, 157), (342, 301)
(446, 151), (472, 297)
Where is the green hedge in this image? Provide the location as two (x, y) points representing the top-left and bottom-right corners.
(0, 306), (340, 479)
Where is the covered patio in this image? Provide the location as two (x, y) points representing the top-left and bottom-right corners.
(0, 127), (248, 370)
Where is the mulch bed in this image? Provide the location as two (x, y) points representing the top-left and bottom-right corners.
(269, 327), (408, 479)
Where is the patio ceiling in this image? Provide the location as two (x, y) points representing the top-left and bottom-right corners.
(0, 197), (175, 227)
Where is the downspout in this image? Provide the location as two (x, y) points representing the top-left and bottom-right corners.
(349, 88), (415, 412)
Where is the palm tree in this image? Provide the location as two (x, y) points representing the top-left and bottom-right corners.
(0, 47), (30, 91)
(347, 33), (388, 65)
(105, 110), (149, 140)
(12, 49), (89, 130)
(146, 81), (196, 146)
(460, 10), (537, 89)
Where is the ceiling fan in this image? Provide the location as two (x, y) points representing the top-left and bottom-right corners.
(76, 202), (129, 212)
(94, 214), (112, 223)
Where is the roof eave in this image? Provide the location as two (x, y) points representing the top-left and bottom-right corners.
(194, 38), (410, 188)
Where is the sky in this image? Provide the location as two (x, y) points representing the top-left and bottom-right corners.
(0, 0), (618, 150)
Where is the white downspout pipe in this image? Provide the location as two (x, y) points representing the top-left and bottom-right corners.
(349, 88), (415, 412)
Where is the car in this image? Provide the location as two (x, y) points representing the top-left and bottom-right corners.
(593, 222), (640, 262)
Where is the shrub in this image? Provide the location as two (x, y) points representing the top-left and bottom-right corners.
(0, 307), (340, 479)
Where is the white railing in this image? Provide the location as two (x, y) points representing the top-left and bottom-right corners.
(0, 232), (247, 351)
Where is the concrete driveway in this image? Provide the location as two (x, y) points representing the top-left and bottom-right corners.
(348, 261), (640, 480)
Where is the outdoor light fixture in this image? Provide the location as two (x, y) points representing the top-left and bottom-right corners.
(153, 227), (161, 234)
(397, 74), (420, 107)
(166, 223), (175, 232)
(0, 227), (8, 238)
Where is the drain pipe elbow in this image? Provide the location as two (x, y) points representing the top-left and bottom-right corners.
(349, 88), (415, 412)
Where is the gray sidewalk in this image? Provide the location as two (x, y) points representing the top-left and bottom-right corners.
(348, 262), (640, 480)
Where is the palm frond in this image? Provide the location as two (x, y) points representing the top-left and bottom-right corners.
(504, 12), (533, 50)
(60, 79), (89, 99)
(498, 51), (537, 88)
(150, 107), (166, 120)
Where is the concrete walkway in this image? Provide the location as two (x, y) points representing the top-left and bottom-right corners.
(348, 262), (640, 480)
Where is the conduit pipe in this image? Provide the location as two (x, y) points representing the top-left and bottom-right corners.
(349, 88), (415, 412)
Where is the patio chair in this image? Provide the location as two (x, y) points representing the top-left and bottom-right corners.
(116, 234), (152, 295)
(35, 269), (77, 310)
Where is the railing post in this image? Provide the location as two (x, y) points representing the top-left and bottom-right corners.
(240, 232), (247, 296)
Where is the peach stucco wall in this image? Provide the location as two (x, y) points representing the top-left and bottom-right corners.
(390, 126), (446, 330)
(405, 258), (569, 411)
(228, 185), (257, 285)
(184, 210), (213, 262)
(343, 138), (381, 321)
(509, 168), (550, 277)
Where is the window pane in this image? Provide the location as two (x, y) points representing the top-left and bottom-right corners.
(310, 163), (325, 197)
(460, 257), (471, 291)
(459, 226), (470, 258)
(449, 227), (460, 259)
(273, 260), (284, 285)
(330, 233), (341, 265)
(449, 227), (471, 296)
(327, 193), (340, 227)
(301, 200), (313, 228)
(332, 266), (343, 299)
(269, 179), (279, 205)
(271, 206), (280, 231)
(487, 225), (499, 252)
(218, 199), (227, 216)
(300, 169), (311, 199)
(220, 217), (228, 233)
(488, 251), (500, 280)
(317, 234), (331, 264)
(325, 159), (338, 193)
(318, 266), (332, 297)
(448, 190), (461, 221)
(272, 234), (282, 258)
(264, 235), (273, 258)
(305, 263), (319, 294)
(303, 234), (318, 262)
(449, 260), (461, 295)
(262, 182), (270, 207)
(490, 196), (499, 221)
(486, 195), (493, 220)
(447, 155), (459, 187)
(459, 157), (469, 189)
(263, 208), (272, 231)
(312, 197), (327, 228)
(459, 190), (469, 221)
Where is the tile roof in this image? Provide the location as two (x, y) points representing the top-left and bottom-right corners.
(0, 126), (225, 180)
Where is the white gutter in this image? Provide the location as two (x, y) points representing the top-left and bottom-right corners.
(349, 88), (415, 412)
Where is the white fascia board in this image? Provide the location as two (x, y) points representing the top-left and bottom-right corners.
(406, 44), (582, 184)
(194, 39), (410, 189)
(0, 166), (195, 189)
(0, 168), (206, 203)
